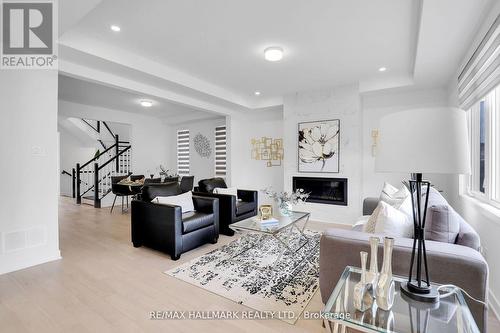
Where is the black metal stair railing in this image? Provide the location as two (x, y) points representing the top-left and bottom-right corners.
(75, 134), (132, 208)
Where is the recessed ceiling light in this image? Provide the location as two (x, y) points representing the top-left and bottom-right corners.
(378, 67), (387, 72)
(140, 100), (153, 107)
(110, 25), (121, 32)
(254, 91), (261, 96)
(264, 47), (284, 62)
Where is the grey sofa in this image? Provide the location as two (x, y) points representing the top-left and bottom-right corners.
(319, 194), (489, 332)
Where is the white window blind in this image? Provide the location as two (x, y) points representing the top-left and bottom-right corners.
(214, 126), (226, 176)
(458, 14), (500, 109)
(177, 129), (190, 175)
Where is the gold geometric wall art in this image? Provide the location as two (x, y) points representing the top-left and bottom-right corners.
(251, 137), (284, 167)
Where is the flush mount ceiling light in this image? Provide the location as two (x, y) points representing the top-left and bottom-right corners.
(110, 25), (121, 32)
(378, 67), (387, 72)
(264, 47), (284, 62)
(140, 100), (153, 107)
(254, 91), (261, 96)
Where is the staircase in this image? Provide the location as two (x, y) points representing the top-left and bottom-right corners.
(64, 119), (132, 208)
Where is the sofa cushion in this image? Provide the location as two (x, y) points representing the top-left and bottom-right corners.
(141, 183), (181, 201)
(235, 201), (255, 216)
(182, 211), (214, 233)
(198, 177), (227, 193)
(425, 204), (461, 244)
(424, 188), (462, 244)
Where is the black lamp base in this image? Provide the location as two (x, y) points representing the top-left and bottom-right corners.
(400, 282), (439, 303)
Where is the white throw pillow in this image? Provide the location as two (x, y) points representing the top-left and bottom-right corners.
(397, 195), (414, 223)
(363, 204), (381, 233)
(152, 191), (194, 213)
(213, 187), (238, 198)
(379, 182), (413, 223)
(373, 201), (414, 238)
(379, 182), (410, 208)
(353, 215), (370, 232)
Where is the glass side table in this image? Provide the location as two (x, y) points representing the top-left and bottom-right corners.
(322, 266), (480, 333)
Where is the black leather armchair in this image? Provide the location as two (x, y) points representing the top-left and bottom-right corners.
(131, 183), (219, 260)
(193, 178), (258, 236)
(180, 176), (194, 193)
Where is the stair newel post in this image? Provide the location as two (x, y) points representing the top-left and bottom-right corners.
(76, 163), (81, 204)
(72, 168), (76, 198)
(115, 134), (119, 172)
(94, 163), (101, 208)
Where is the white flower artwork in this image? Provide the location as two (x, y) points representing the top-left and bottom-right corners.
(298, 119), (340, 172)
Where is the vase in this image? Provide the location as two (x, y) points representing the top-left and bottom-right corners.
(376, 237), (395, 311)
(353, 251), (374, 312)
(278, 201), (293, 216)
(375, 307), (395, 331)
(366, 237), (380, 290)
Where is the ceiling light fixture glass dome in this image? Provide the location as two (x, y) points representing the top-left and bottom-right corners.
(264, 47), (284, 62)
(140, 100), (153, 107)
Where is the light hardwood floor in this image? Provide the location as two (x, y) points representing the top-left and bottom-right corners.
(1, 197), (499, 333)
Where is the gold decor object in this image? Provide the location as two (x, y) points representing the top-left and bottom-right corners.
(259, 205), (273, 220)
(251, 137), (284, 167)
(371, 129), (379, 157)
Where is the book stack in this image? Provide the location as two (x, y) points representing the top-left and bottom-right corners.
(258, 217), (279, 226)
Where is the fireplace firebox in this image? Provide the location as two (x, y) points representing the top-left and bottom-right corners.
(292, 177), (348, 206)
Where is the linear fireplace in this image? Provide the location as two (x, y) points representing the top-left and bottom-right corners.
(292, 177), (348, 206)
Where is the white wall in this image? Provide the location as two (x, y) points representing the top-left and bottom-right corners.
(446, 0), (500, 319)
(283, 85), (363, 224)
(59, 100), (170, 176)
(228, 109), (284, 206)
(58, 126), (95, 196)
(169, 118), (225, 184)
(361, 88), (453, 199)
(0, 71), (61, 275)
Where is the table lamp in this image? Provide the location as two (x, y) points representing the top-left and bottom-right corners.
(375, 107), (470, 302)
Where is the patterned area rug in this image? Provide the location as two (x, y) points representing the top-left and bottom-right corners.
(165, 229), (321, 324)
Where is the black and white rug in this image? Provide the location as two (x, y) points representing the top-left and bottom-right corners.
(165, 229), (321, 324)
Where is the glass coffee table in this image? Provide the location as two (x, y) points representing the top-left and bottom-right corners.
(322, 266), (480, 333)
(229, 211), (311, 267)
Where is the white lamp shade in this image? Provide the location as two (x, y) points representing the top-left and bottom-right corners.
(375, 107), (471, 175)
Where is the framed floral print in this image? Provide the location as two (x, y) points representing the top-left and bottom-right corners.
(298, 119), (340, 173)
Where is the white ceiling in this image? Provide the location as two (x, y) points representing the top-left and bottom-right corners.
(58, 75), (222, 124)
(58, 0), (496, 112)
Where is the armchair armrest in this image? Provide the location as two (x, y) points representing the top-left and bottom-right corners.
(237, 189), (258, 203)
(192, 196), (219, 235)
(363, 197), (379, 215)
(192, 195), (218, 214)
(192, 191), (237, 225)
(131, 200), (183, 256)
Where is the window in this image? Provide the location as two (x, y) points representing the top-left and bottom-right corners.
(467, 83), (500, 207)
(177, 129), (190, 175)
(214, 125), (226, 177)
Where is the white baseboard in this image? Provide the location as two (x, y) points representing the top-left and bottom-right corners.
(0, 251), (61, 275)
(490, 290), (500, 322)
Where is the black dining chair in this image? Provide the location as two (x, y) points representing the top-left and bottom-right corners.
(130, 175), (145, 182)
(110, 175), (134, 213)
(180, 176), (194, 193)
(163, 176), (179, 183)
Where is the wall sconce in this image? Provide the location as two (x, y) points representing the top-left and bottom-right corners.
(371, 129), (379, 157)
